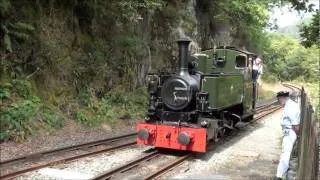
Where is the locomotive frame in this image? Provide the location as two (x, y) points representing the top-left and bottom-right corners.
(137, 39), (258, 153)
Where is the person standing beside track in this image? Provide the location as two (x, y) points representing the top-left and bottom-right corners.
(274, 91), (300, 180)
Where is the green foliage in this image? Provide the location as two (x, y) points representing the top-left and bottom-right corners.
(180, 3), (197, 35)
(116, 0), (164, 23)
(258, 88), (274, 101)
(78, 88), (93, 106)
(0, 0), (35, 52)
(290, 80), (319, 120)
(0, 78), (64, 141)
(283, 0), (316, 11)
(263, 33), (319, 82)
(76, 99), (116, 127)
(75, 88), (147, 127)
(0, 0), (11, 17)
(11, 79), (33, 98)
(0, 83), (11, 99)
(1, 22), (34, 52)
(261, 73), (277, 83)
(201, 0), (316, 52)
(116, 35), (147, 57)
(41, 107), (65, 129)
(0, 97), (40, 141)
(300, 10), (320, 48)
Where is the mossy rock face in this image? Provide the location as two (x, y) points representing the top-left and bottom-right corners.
(1, 0), (193, 100)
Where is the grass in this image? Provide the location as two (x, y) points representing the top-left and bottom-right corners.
(290, 80), (319, 120)
(75, 87), (148, 127)
(0, 76), (148, 142)
(0, 78), (65, 141)
(257, 86), (275, 101)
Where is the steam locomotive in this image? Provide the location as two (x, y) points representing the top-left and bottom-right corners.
(137, 39), (258, 153)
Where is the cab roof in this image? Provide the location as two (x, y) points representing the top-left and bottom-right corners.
(216, 46), (255, 55)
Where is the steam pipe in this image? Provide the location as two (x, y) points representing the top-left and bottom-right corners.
(177, 39), (191, 75)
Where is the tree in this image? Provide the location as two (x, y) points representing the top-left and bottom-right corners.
(263, 33), (318, 82)
(194, 0), (316, 52)
(300, 10), (320, 47)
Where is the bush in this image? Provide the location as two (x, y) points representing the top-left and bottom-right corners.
(0, 97), (40, 141)
(75, 102), (116, 127)
(75, 88), (148, 127)
(78, 88), (93, 106)
(41, 107), (65, 129)
(261, 73), (277, 83)
(0, 78), (65, 141)
(258, 88), (274, 101)
(11, 79), (33, 98)
(0, 83), (11, 99)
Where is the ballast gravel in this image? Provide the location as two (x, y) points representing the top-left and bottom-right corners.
(3, 112), (285, 180)
(18, 146), (151, 179)
(0, 120), (135, 161)
(166, 111), (283, 179)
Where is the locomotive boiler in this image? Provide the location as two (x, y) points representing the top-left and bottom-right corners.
(137, 39), (257, 152)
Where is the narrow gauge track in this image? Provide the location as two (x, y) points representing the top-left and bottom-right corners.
(0, 133), (137, 180)
(92, 151), (162, 180)
(91, 149), (192, 180)
(0, 94), (288, 180)
(256, 97), (277, 110)
(91, 102), (282, 180)
(282, 83), (301, 91)
(255, 105), (282, 120)
(256, 83), (300, 112)
(255, 104), (280, 114)
(256, 100), (277, 112)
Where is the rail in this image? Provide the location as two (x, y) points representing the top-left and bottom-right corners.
(91, 101), (281, 179)
(1, 97), (282, 179)
(0, 133), (136, 180)
(0, 132), (136, 167)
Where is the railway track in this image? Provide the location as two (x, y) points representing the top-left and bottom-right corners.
(256, 83), (300, 112)
(256, 97), (277, 110)
(0, 133), (137, 179)
(255, 103), (280, 114)
(282, 83), (301, 91)
(1, 91), (291, 180)
(90, 101), (282, 180)
(89, 84), (300, 179)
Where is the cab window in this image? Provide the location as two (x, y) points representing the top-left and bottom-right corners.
(235, 55), (247, 68)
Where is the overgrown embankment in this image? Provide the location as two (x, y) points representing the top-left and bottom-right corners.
(1, 0), (194, 141)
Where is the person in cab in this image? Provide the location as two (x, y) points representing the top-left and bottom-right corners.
(252, 55), (263, 84)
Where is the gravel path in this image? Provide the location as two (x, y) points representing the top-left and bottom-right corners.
(165, 111), (283, 179)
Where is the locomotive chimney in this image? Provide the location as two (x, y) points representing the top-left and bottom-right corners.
(177, 39), (191, 75)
